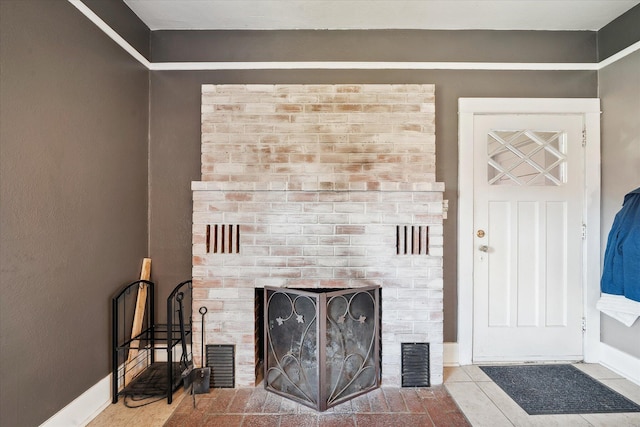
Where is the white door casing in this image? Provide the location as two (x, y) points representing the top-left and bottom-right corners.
(457, 98), (601, 365)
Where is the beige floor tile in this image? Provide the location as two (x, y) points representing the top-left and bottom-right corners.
(461, 364), (493, 382)
(477, 382), (592, 427)
(599, 378), (640, 404)
(87, 402), (137, 427)
(444, 366), (474, 383)
(445, 381), (512, 427)
(89, 392), (185, 427)
(572, 363), (625, 380)
(580, 411), (640, 427)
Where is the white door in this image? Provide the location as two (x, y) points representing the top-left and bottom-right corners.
(472, 114), (585, 362)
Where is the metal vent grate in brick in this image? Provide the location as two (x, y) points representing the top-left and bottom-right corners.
(206, 224), (240, 254)
(206, 345), (235, 388)
(396, 225), (429, 255)
(401, 342), (430, 387)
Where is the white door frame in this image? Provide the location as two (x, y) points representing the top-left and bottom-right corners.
(457, 98), (601, 365)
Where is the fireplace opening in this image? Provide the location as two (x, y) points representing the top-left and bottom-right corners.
(264, 286), (380, 411)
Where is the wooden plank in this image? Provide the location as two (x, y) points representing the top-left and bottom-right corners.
(125, 258), (152, 383)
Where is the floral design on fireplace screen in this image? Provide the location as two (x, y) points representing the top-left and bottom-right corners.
(264, 285), (380, 411)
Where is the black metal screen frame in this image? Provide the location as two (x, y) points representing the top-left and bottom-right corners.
(264, 285), (380, 411)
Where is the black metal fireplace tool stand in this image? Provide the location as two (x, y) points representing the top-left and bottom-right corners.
(111, 280), (193, 405)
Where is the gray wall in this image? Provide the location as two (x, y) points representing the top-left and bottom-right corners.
(598, 3), (640, 61)
(1, 4), (637, 424)
(151, 29), (595, 63)
(150, 65), (597, 338)
(598, 49), (640, 358)
(0, 1), (149, 425)
(149, 27), (640, 350)
(83, 0), (151, 60)
(148, 32), (597, 337)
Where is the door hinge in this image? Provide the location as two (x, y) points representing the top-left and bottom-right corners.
(582, 317), (587, 333)
(582, 127), (587, 147)
(582, 223), (587, 240)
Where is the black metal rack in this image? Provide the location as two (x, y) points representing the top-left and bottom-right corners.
(112, 279), (193, 404)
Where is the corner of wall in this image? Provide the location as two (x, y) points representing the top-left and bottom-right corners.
(599, 343), (640, 386)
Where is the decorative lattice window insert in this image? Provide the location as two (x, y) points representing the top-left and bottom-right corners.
(487, 129), (567, 186)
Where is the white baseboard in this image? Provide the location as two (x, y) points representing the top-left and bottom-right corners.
(599, 342), (640, 386)
(39, 345), (191, 427)
(444, 342), (460, 366)
(39, 374), (111, 427)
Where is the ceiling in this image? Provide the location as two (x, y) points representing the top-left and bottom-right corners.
(123, 0), (640, 31)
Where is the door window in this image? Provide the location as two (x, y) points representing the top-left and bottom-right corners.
(487, 129), (567, 186)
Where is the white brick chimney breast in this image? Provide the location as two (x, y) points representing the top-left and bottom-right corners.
(192, 84), (445, 387)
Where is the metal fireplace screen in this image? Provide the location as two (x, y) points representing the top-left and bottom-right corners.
(264, 286), (380, 412)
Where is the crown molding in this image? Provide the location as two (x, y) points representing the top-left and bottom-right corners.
(70, 0), (639, 72)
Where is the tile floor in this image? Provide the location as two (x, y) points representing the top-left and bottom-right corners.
(89, 363), (640, 426)
(445, 363), (640, 427)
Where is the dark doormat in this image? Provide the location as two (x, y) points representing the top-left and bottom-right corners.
(480, 364), (640, 415)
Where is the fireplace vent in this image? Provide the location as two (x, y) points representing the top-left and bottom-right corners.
(401, 342), (430, 387)
(396, 225), (429, 255)
(206, 344), (235, 388)
(206, 224), (240, 254)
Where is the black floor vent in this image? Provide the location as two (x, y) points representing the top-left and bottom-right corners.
(401, 342), (430, 387)
(206, 345), (235, 388)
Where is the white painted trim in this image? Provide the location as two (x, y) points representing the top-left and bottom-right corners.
(39, 343), (190, 427)
(68, 0), (639, 72)
(599, 343), (640, 386)
(67, 0), (151, 69)
(457, 98), (601, 366)
(457, 107), (475, 366)
(583, 108), (602, 363)
(598, 39), (640, 69)
(444, 342), (460, 366)
(458, 98), (601, 114)
(149, 61), (600, 71)
(39, 374), (111, 427)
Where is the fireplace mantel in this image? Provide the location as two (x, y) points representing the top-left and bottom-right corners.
(192, 181), (444, 193)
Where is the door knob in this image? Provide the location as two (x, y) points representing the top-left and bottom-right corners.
(479, 245), (489, 252)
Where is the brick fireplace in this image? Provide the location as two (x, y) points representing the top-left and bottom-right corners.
(192, 84), (445, 388)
